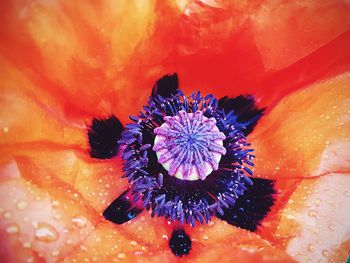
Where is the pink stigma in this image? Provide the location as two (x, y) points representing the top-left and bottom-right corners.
(153, 110), (226, 181)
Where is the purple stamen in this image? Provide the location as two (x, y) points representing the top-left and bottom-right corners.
(153, 110), (226, 181)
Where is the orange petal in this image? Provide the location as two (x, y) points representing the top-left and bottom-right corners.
(0, 62), (85, 147)
(276, 173), (350, 262)
(187, 218), (295, 262)
(0, 161), (99, 261)
(14, 152), (127, 214)
(66, 221), (174, 262)
(252, 72), (350, 179)
(2, 0), (350, 121)
(250, 1), (350, 71)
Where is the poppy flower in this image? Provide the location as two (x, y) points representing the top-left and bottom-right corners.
(1, 0), (350, 262)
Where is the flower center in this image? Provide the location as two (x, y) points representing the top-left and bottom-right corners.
(153, 110), (226, 181)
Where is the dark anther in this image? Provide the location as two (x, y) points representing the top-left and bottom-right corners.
(88, 115), (123, 159)
(217, 177), (275, 232)
(169, 228), (192, 257)
(218, 95), (265, 135)
(103, 190), (143, 224)
(151, 73), (179, 98)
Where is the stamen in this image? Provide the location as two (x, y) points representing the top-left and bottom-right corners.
(112, 81), (269, 227)
(169, 228), (192, 257)
(153, 110), (226, 181)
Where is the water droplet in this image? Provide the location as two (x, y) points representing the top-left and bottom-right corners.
(130, 240), (137, 247)
(51, 200), (60, 208)
(328, 222), (335, 231)
(286, 214), (295, 220)
(308, 210), (318, 218)
(53, 214), (62, 220)
(72, 216), (87, 228)
(322, 249), (329, 258)
(344, 191), (349, 197)
(66, 239), (73, 245)
(314, 199), (322, 207)
(307, 244), (315, 252)
(3, 211), (12, 219)
(80, 245), (88, 251)
(117, 253), (126, 259)
(202, 235), (209, 240)
(6, 223), (19, 234)
(17, 200), (28, 210)
(34, 223), (59, 242)
(208, 221), (215, 227)
(23, 242), (31, 248)
(52, 250), (60, 257)
(162, 234), (168, 240)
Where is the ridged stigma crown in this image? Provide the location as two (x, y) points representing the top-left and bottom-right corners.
(153, 110), (226, 181)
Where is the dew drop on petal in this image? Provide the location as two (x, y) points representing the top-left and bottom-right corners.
(3, 211), (12, 219)
(34, 223), (59, 242)
(117, 253), (126, 259)
(308, 209), (318, 218)
(322, 249), (330, 258)
(307, 244), (315, 252)
(6, 223), (19, 234)
(53, 214), (62, 220)
(23, 242), (31, 248)
(51, 200), (60, 208)
(130, 240), (137, 247)
(314, 199), (322, 207)
(52, 250), (60, 257)
(72, 216), (88, 228)
(328, 222), (336, 231)
(17, 200), (28, 210)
